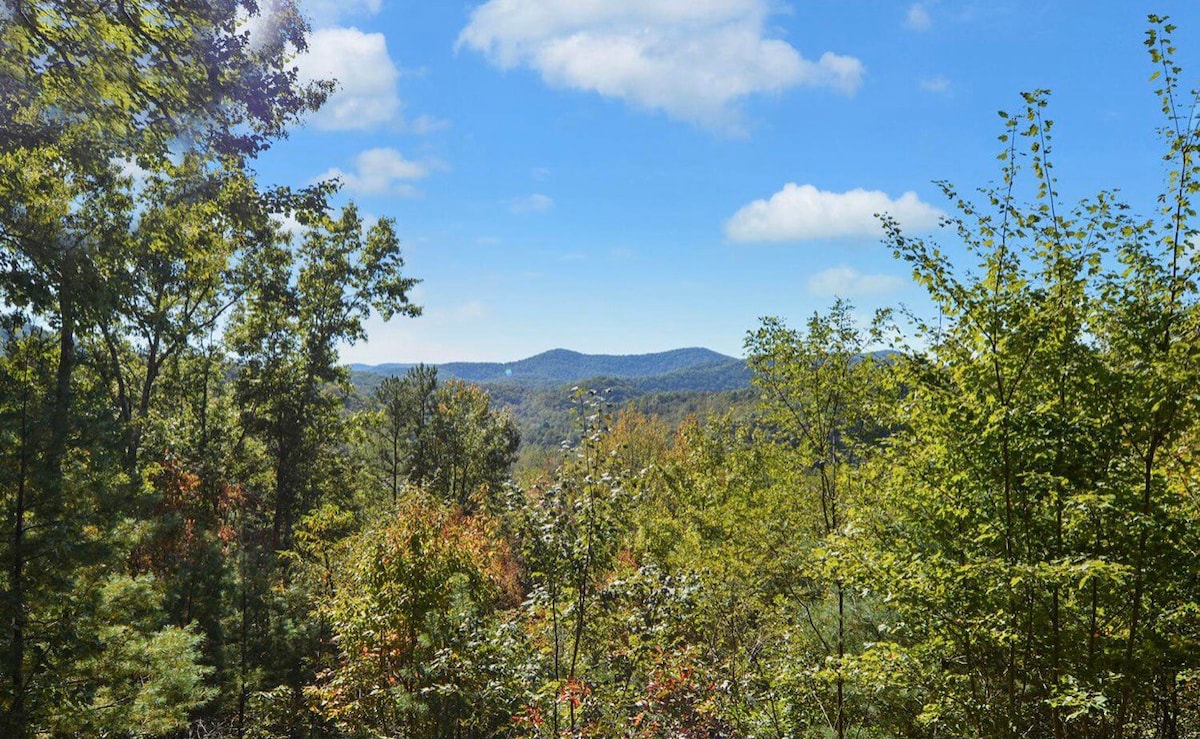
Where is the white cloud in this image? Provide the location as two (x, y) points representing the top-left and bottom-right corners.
(271, 212), (306, 240)
(905, 3), (932, 31)
(457, 0), (864, 130)
(510, 193), (554, 214)
(296, 27), (401, 130)
(807, 266), (904, 297)
(318, 148), (430, 196)
(724, 183), (944, 242)
(919, 75), (950, 94)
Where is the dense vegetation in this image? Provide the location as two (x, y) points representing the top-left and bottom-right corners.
(1, 3), (1198, 738)
(350, 351), (755, 476)
(351, 366), (754, 472)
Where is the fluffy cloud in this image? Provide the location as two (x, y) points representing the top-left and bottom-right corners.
(295, 27), (401, 130)
(905, 3), (932, 31)
(318, 148), (430, 196)
(457, 0), (864, 130)
(510, 193), (554, 214)
(724, 183), (944, 242)
(807, 266), (904, 297)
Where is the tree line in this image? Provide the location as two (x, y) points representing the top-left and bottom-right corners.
(1, 3), (1198, 738)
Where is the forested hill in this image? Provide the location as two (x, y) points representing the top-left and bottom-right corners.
(350, 346), (750, 390)
(349, 349), (755, 464)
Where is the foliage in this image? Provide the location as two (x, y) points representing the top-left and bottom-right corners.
(306, 493), (522, 738)
(742, 302), (896, 739)
(228, 202), (418, 548)
(844, 24), (1200, 737)
(367, 366), (520, 512)
(0, 0), (324, 160)
(48, 574), (214, 737)
(1, 5), (1199, 739)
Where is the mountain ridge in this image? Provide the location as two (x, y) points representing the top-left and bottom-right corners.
(347, 347), (756, 460)
(349, 347), (746, 389)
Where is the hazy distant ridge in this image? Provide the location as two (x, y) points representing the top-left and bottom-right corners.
(350, 347), (747, 389)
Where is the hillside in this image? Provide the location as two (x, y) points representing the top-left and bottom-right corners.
(348, 348), (755, 460)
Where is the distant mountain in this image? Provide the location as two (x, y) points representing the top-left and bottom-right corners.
(566, 358), (751, 395)
(348, 348), (904, 467)
(349, 349), (754, 460)
(350, 347), (747, 390)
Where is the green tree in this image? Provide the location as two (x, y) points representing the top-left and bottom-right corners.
(503, 389), (635, 736)
(745, 301), (893, 739)
(95, 155), (287, 479)
(847, 26), (1200, 738)
(0, 0), (324, 507)
(0, 320), (219, 737)
(229, 203), (419, 550)
(0, 321), (56, 734)
(369, 368), (519, 512)
(0, 4), (327, 734)
(219, 202), (419, 734)
(372, 364), (439, 505)
(0, 0), (324, 159)
(44, 574), (213, 737)
(428, 380), (521, 512)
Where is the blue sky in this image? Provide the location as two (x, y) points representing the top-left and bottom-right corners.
(250, 0), (1200, 364)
